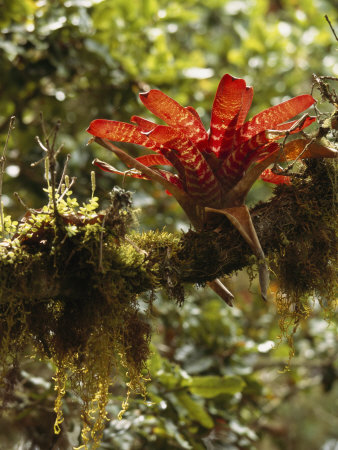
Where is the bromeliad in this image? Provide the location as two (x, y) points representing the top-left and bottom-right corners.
(87, 74), (337, 305)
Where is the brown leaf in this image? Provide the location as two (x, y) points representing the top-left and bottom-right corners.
(281, 138), (337, 160)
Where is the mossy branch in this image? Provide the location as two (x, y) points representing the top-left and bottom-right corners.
(0, 159), (336, 307)
(0, 158), (336, 449)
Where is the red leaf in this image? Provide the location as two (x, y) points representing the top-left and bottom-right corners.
(217, 142), (280, 191)
(235, 95), (316, 143)
(217, 129), (277, 183)
(208, 74), (247, 157)
(131, 115), (158, 132)
(139, 89), (208, 149)
(259, 168), (291, 185)
(147, 125), (223, 207)
(129, 119), (187, 181)
(248, 142), (280, 164)
(87, 120), (161, 152)
(236, 86), (254, 129)
(220, 116), (317, 181)
(159, 148), (187, 187)
(157, 169), (184, 191)
(135, 154), (172, 167)
(143, 124), (180, 145)
(274, 116), (316, 132)
(185, 105), (202, 119)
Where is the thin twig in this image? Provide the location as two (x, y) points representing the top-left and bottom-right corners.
(272, 114), (311, 172)
(57, 154), (71, 194)
(125, 236), (148, 256)
(325, 15), (338, 41)
(56, 177), (76, 203)
(35, 135), (48, 153)
(47, 123), (60, 216)
(31, 156), (46, 167)
(276, 137), (317, 175)
(312, 73), (338, 105)
(14, 192), (30, 211)
(0, 116), (16, 236)
(14, 192), (51, 215)
(36, 116), (63, 218)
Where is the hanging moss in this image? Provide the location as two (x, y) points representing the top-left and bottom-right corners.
(0, 188), (155, 448)
(265, 159), (337, 354)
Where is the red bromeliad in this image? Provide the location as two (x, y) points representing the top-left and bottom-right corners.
(87, 74), (336, 305)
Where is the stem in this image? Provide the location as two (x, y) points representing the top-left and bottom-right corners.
(0, 116), (15, 237)
(325, 14), (338, 41)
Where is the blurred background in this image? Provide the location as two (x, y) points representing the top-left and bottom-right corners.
(0, 0), (337, 448)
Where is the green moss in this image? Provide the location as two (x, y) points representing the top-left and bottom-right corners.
(0, 189), (154, 449)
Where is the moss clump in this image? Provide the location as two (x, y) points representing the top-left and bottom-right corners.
(265, 159), (337, 353)
(0, 188), (154, 449)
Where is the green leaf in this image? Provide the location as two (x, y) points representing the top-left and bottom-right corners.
(184, 375), (245, 398)
(175, 391), (214, 429)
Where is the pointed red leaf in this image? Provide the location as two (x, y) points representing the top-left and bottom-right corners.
(236, 86), (254, 129)
(274, 116), (316, 132)
(131, 115), (158, 132)
(185, 105), (208, 135)
(208, 74), (247, 157)
(92, 137), (191, 203)
(185, 105), (202, 119)
(139, 89), (208, 149)
(218, 130), (274, 182)
(93, 158), (184, 193)
(135, 154), (173, 167)
(87, 119), (161, 152)
(217, 85), (254, 157)
(224, 115), (316, 175)
(235, 94), (316, 143)
(218, 113), (241, 158)
(129, 120), (187, 181)
(143, 124), (180, 145)
(230, 129), (272, 163)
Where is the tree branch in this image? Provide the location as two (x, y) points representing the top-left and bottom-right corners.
(0, 159), (336, 306)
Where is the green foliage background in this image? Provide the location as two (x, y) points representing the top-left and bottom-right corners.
(0, 0), (337, 448)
